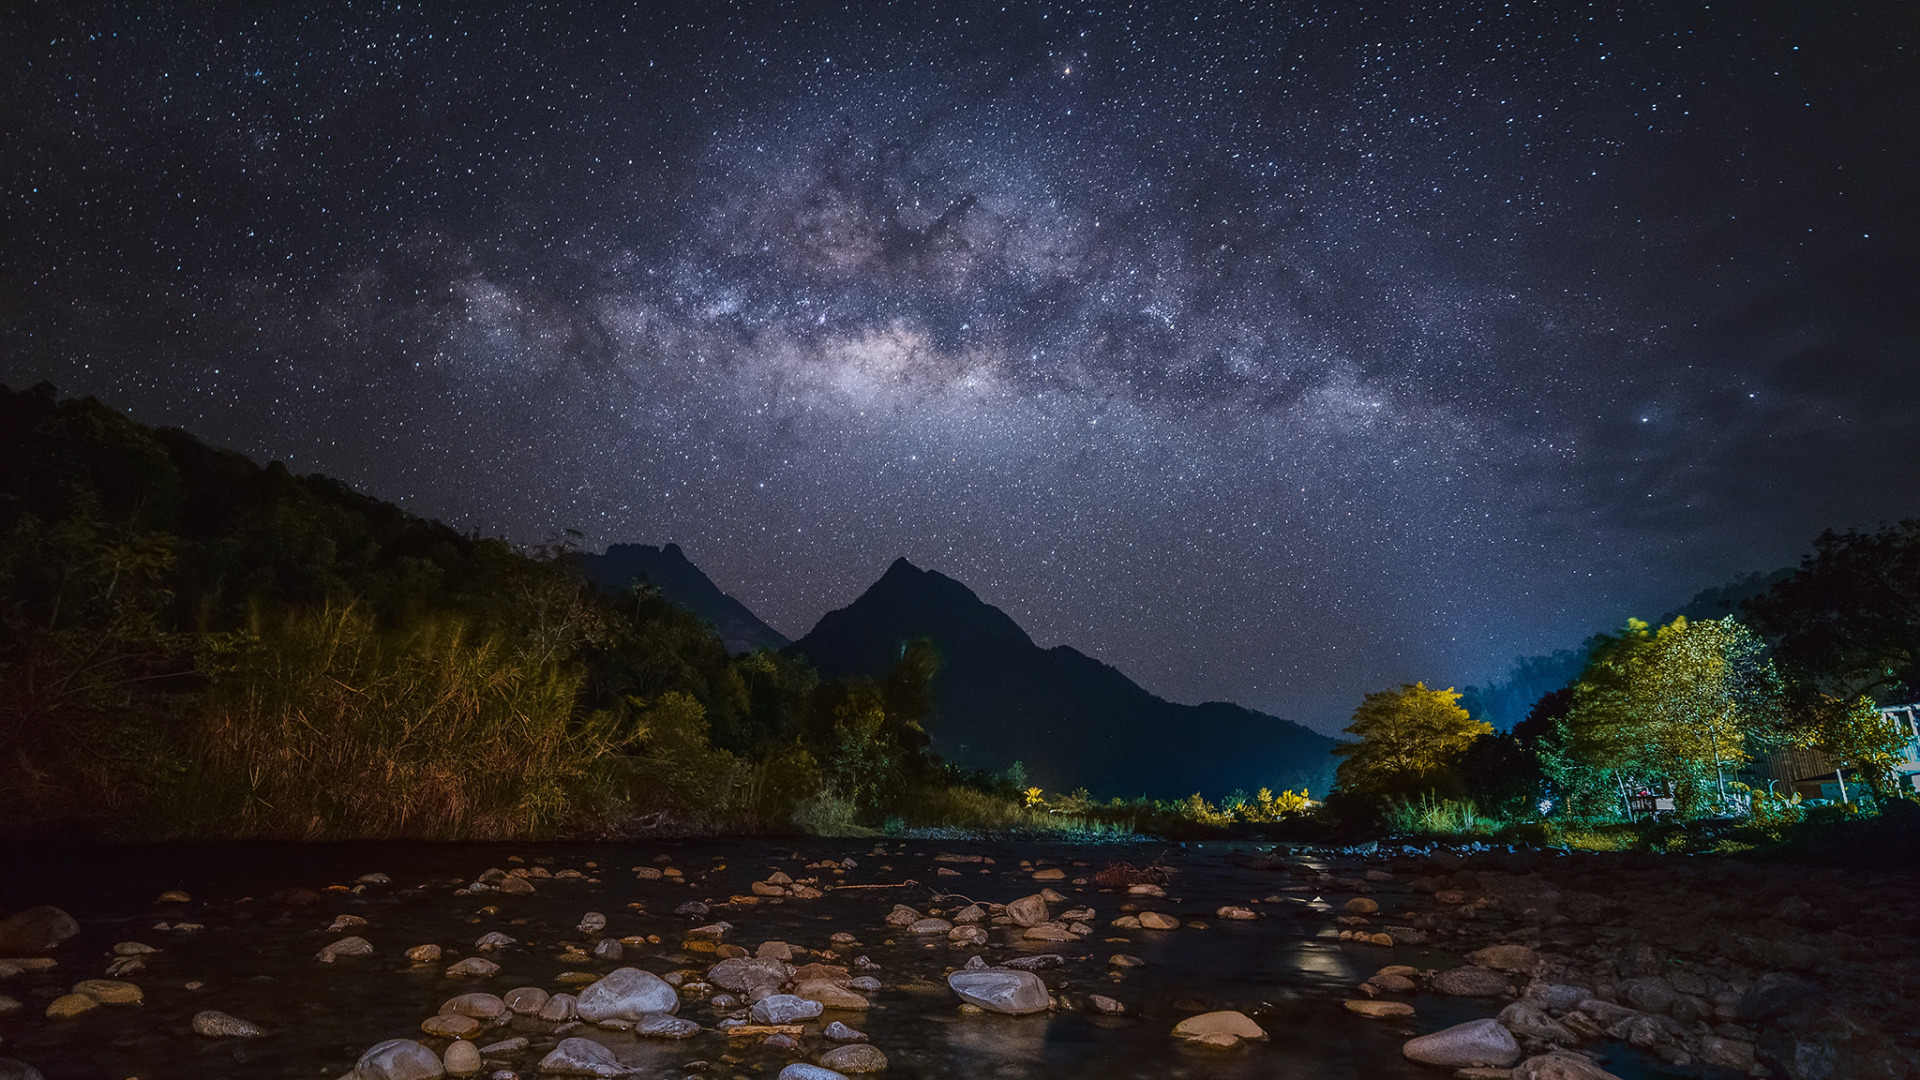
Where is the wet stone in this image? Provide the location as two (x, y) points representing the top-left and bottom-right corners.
(819, 1043), (888, 1073)
(538, 1037), (629, 1077)
(191, 1009), (265, 1037)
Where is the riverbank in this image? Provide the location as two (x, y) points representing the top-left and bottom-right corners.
(1, 839), (1913, 1080)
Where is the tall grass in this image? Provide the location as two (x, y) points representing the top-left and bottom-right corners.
(1381, 792), (1498, 836)
(178, 604), (634, 839)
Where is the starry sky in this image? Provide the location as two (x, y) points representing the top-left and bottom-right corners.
(4, 2), (1916, 734)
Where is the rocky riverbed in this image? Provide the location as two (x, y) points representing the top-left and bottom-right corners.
(0, 839), (1912, 1080)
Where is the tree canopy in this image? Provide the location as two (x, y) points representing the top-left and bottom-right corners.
(1332, 682), (1490, 799)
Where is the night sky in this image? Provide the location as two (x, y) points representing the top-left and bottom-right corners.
(4, 2), (1916, 734)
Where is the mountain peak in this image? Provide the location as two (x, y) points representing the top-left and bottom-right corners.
(883, 555), (919, 577)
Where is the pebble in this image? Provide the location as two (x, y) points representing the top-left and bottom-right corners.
(406, 944), (443, 963)
(1401, 1018), (1522, 1068)
(537, 1037), (628, 1077)
(752, 993), (825, 1024)
(317, 936), (374, 963)
(443, 1040), (482, 1076)
(1342, 897), (1380, 915)
(71, 979), (142, 1005)
(1215, 906), (1257, 920)
(1344, 1000), (1414, 1018)
(503, 987), (549, 1015)
(45, 993), (98, 1020)
(819, 1043), (888, 1073)
(1087, 994), (1126, 1014)
(445, 957), (500, 978)
(776, 1065), (848, 1080)
(111, 941), (158, 956)
(421, 1013), (482, 1038)
(823, 1021), (867, 1042)
(478, 1036), (530, 1055)
(353, 1038), (445, 1080)
(1171, 1010), (1267, 1047)
(577, 912), (607, 934)
(441, 993), (506, 1019)
(191, 1010), (265, 1037)
(1137, 911), (1180, 931)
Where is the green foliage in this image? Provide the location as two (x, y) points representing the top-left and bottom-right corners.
(1555, 616), (1785, 818)
(1792, 694), (1910, 799)
(1333, 682), (1491, 800)
(1744, 520), (1920, 700)
(1380, 793), (1497, 836)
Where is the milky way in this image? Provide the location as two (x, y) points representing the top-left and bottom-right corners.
(4, 3), (1916, 732)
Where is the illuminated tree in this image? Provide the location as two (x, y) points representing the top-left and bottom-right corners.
(1798, 694), (1910, 800)
(1556, 616), (1785, 818)
(1333, 682), (1491, 798)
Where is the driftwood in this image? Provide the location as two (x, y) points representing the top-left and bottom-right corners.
(723, 1024), (805, 1037)
(830, 880), (920, 890)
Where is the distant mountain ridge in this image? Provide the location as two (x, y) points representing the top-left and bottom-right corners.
(794, 557), (1336, 799)
(575, 543), (790, 654)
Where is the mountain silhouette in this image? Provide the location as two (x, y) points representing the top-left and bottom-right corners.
(575, 543), (790, 654)
(794, 557), (1335, 799)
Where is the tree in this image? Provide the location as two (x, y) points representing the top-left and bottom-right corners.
(1333, 683), (1491, 799)
(1796, 694), (1910, 800)
(1555, 616), (1785, 818)
(1744, 521), (1920, 701)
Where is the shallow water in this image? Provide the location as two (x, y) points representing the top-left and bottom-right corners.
(0, 838), (1681, 1080)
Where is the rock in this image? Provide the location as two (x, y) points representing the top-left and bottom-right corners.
(1005, 895), (1048, 927)
(1619, 976), (1675, 1016)
(495, 876), (535, 895)
(1511, 1050), (1624, 1080)
(1110, 915), (1141, 929)
(907, 918), (953, 935)
(357, 872), (391, 885)
(157, 890), (192, 903)
(635, 1015), (700, 1038)
(819, 1044), (888, 1073)
(1087, 994), (1126, 1014)
(0, 1059), (46, 1080)
(1343, 897), (1380, 915)
(422, 1013), (482, 1038)
(538, 993), (578, 1022)
(1172, 1011), (1267, 1045)
(0, 995), (19, 1014)
(444, 957), (499, 978)
(752, 994), (825, 1024)
(948, 925), (989, 946)
(440, 992), (506, 1019)
(948, 969), (1051, 1015)
(504, 986), (550, 1014)
(1368, 973), (1416, 993)
(1137, 911), (1180, 931)
(353, 1038), (447, 1080)
(1469, 944), (1540, 975)
(72, 978), (142, 1004)
(1737, 972), (1818, 1022)
(579, 912), (607, 934)
(709, 957), (790, 993)
(757, 940), (794, 961)
(1497, 1002), (1576, 1043)
(884, 905), (922, 927)
(406, 944), (443, 962)
(1345, 1000), (1414, 1018)
(474, 931), (515, 950)
(795, 980), (871, 1010)
(577, 967), (679, 1022)
(825, 1020), (868, 1041)
(1215, 906), (1257, 920)
(1698, 1036), (1756, 1071)
(1431, 966), (1509, 997)
(318, 936), (374, 962)
(328, 915), (369, 933)
(591, 938), (623, 962)
(999, 954), (1064, 971)
(951, 904), (986, 923)
(1402, 1019), (1522, 1068)
(442, 1040), (481, 1076)
(1128, 883), (1166, 897)
(1032, 867), (1066, 881)
(1110, 954), (1146, 968)
(0, 907), (79, 954)
(777, 1066), (847, 1080)
(1022, 921), (1076, 942)
(1523, 982), (1589, 1011)
(192, 1009), (265, 1037)
(478, 1036), (529, 1055)
(45, 992), (98, 1019)
(112, 940), (159, 956)
(537, 1037), (631, 1077)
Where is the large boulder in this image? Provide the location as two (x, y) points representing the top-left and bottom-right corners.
(538, 1037), (632, 1077)
(575, 968), (677, 1022)
(1402, 1019), (1522, 1068)
(948, 969), (1051, 1015)
(0, 908), (79, 955)
(352, 1039), (446, 1080)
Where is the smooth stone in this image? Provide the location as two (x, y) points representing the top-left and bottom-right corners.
(538, 993), (578, 1022)
(848, 975), (881, 993)
(45, 993), (98, 1019)
(819, 1044), (888, 1073)
(328, 915), (369, 933)
(1345, 1000), (1414, 1018)
(537, 1037), (631, 1077)
(442, 1040), (481, 1076)
(444, 957), (499, 978)
(795, 979), (871, 1009)
(1110, 954), (1146, 968)
(496, 876), (535, 895)
(1032, 868), (1066, 880)
(907, 918), (953, 935)
(157, 891), (191, 903)
(318, 936), (374, 962)
(709, 957), (790, 992)
(1022, 922), (1076, 942)
(999, 954), (1064, 972)
(1470, 944), (1540, 975)
(0, 995), (19, 1014)
(0, 907), (79, 954)
(1512, 1051), (1626, 1080)
(1498, 1002), (1576, 1042)
(1088, 994), (1126, 1014)
(504, 986), (550, 1014)
(1431, 966), (1510, 997)
(579, 912), (608, 934)
(1523, 982), (1590, 1011)
(474, 932), (515, 950)
(1215, 906), (1257, 920)
(478, 1036), (530, 1054)
(823, 1021), (868, 1042)
(947, 969), (1051, 1015)
(1402, 1018), (1523, 1068)
(441, 993), (507, 1019)
(1342, 897), (1380, 915)
(357, 873), (392, 885)
(777, 1066), (847, 1080)
(1172, 1011), (1267, 1042)
(406, 944), (443, 963)
(112, 941), (159, 956)
(72, 979), (142, 1004)
(634, 1014), (699, 1038)
(1137, 911), (1180, 931)
(577, 967), (678, 1022)
(752, 993), (826, 1024)
(353, 1038), (447, 1080)
(1005, 895), (1048, 927)
(948, 925), (989, 946)
(422, 1013), (482, 1038)
(1369, 973), (1416, 993)
(192, 1009), (265, 1037)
